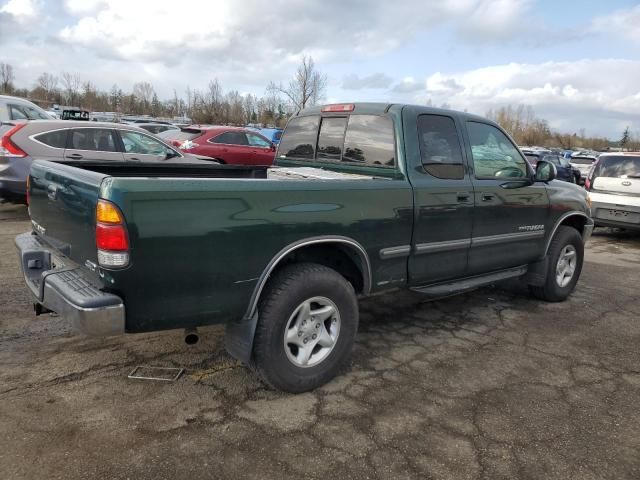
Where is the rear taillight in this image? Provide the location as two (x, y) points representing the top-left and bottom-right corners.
(95, 199), (129, 268)
(0, 123), (28, 158)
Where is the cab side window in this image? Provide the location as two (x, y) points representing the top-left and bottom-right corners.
(467, 122), (528, 179)
(418, 114), (464, 179)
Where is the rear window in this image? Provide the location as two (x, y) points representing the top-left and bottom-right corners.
(593, 156), (640, 178)
(277, 116), (320, 160)
(277, 114), (395, 168)
(9, 103), (50, 120)
(157, 130), (200, 142)
(317, 117), (347, 160)
(34, 130), (68, 148)
(571, 157), (595, 165)
(525, 154), (540, 165)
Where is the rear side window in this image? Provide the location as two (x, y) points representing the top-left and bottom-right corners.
(69, 129), (117, 152)
(212, 131), (249, 145)
(34, 130), (68, 149)
(277, 116), (320, 159)
(417, 114), (464, 179)
(343, 115), (395, 167)
(317, 117), (347, 160)
(593, 156), (640, 178)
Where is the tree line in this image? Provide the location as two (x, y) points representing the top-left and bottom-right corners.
(0, 56), (326, 127)
(486, 104), (639, 151)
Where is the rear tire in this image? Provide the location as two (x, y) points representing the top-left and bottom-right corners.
(529, 226), (584, 302)
(252, 263), (358, 393)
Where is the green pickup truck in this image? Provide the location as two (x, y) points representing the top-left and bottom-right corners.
(16, 103), (593, 392)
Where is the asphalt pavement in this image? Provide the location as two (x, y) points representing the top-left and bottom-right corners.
(1, 203), (639, 479)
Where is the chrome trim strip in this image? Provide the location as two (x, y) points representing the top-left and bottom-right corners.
(379, 245), (411, 259)
(543, 212), (590, 255)
(472, 230), (544, 247)
(245, 236), (372, 319)
(414, 238), (471, 254)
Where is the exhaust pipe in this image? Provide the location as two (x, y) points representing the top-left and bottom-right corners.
(184, 328), (199, 345)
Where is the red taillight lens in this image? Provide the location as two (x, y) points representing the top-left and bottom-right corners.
(96, 223), (129, 251)
(0, 123), (28, 158)
(321, 104), (355, 113)
(585, 178), (591, 190)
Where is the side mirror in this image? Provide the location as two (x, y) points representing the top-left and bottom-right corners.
(535, 159), (557, 182)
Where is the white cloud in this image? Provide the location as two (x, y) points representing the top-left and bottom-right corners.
(392, 77), (423, 93)
(56, 0), (533, 67)
(591, 5), (640, 44)
(0, 0), (36, 17)
(342, 73), (393, 90)
(416, 59), (640, 137)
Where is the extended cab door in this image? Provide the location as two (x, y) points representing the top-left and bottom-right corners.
(407, 112), (474, 285)
(463, 121), (549, 273)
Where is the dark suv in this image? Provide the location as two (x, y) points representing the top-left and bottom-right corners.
(522, 149), (576, 183)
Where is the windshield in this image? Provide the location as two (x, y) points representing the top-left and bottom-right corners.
(593, 156), (640, 178)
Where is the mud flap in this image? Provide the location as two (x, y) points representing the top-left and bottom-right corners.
(525, 256), (549, 287)
(224, 311), (259, 364)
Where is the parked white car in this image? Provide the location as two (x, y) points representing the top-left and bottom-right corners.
(586, 153), (640, 230)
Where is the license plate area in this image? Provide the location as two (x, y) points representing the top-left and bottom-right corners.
(597, 208), (640, 223)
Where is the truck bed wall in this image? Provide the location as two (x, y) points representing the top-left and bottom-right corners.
(101, 177), (414, 332)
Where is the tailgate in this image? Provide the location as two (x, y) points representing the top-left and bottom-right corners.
(27, 160), (107, 267)
(592, 176), (640, 197)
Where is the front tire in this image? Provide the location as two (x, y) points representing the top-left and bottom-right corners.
(252, 263), (358, 393)
(529, 226), (584, 302)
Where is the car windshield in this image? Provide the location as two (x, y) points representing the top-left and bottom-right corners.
(593, 156), (640, 178)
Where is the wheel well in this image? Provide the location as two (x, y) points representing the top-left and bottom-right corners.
(273, 243), (366, 294)
(558, 214), (587, 236)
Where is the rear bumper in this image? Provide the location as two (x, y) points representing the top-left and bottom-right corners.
(15, 232), (125, 336)
(591, 199), (640, 231)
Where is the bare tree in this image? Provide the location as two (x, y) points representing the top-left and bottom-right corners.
(0, 63), (15, 94)
(268, 56), (326, 110)
(36, 72), (59, 101)
(133, 81), (155, 109)
(61, 72), (82, 106)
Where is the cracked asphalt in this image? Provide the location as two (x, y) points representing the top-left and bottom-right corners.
(1, 203), (639, 480)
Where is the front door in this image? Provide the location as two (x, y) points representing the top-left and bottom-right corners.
(118, 130), (172, 162)
(408, 113), (474, 286)
(463, 121), (549, 274)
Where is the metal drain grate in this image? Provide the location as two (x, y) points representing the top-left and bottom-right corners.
(128, 366), (184, 382)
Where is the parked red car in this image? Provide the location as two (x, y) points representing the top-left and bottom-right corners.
(157, 126), (276, 165)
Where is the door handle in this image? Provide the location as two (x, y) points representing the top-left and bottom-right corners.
(65, 153), (83, 159)
(456, 193), (471, 203)
(481, 193), (495, 201)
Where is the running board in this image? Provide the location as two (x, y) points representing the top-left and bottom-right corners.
(410, 266), (528, 296)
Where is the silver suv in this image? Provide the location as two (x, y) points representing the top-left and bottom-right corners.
(0, 120), (218, 202)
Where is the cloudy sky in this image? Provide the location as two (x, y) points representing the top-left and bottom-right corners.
(1, 0), (639, 137)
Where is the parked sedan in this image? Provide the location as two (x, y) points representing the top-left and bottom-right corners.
(0, 120), (217, 202)
(158, 126), (276, 165)
(522, 149), (575, 183)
